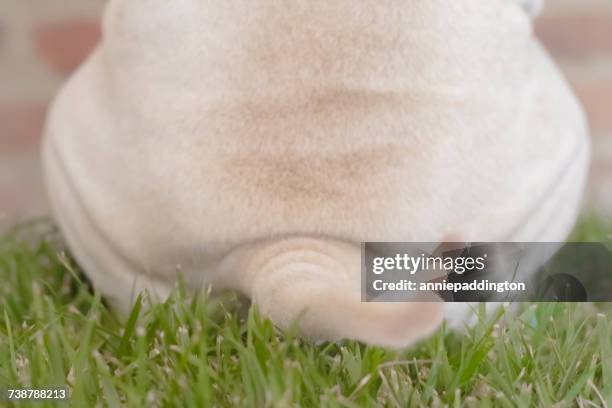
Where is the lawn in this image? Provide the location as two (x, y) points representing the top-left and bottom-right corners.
(1, 216), (611, 407)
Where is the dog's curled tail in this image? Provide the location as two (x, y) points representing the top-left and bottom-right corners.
(220, 237), (443, 348)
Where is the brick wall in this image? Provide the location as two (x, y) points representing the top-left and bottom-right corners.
(0, 0), (610, 227)
(534, 0), (612, 215)
(0, 0), (102, 226)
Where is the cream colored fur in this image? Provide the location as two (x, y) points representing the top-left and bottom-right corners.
(42, 0), (589, 348)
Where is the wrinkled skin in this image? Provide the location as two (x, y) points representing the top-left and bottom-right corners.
(43, 0), (589, 347)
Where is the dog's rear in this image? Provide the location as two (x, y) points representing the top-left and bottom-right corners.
(43, 0), (589, 347)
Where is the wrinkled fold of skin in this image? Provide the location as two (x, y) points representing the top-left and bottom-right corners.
(42, 0), (589, 348)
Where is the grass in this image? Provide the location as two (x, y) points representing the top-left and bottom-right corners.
(0, 216), (611, 407)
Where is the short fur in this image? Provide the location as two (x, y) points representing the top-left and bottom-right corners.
(43, 0), (589, 347)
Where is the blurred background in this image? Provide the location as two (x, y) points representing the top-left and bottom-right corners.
(0, 0), (611, 228)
